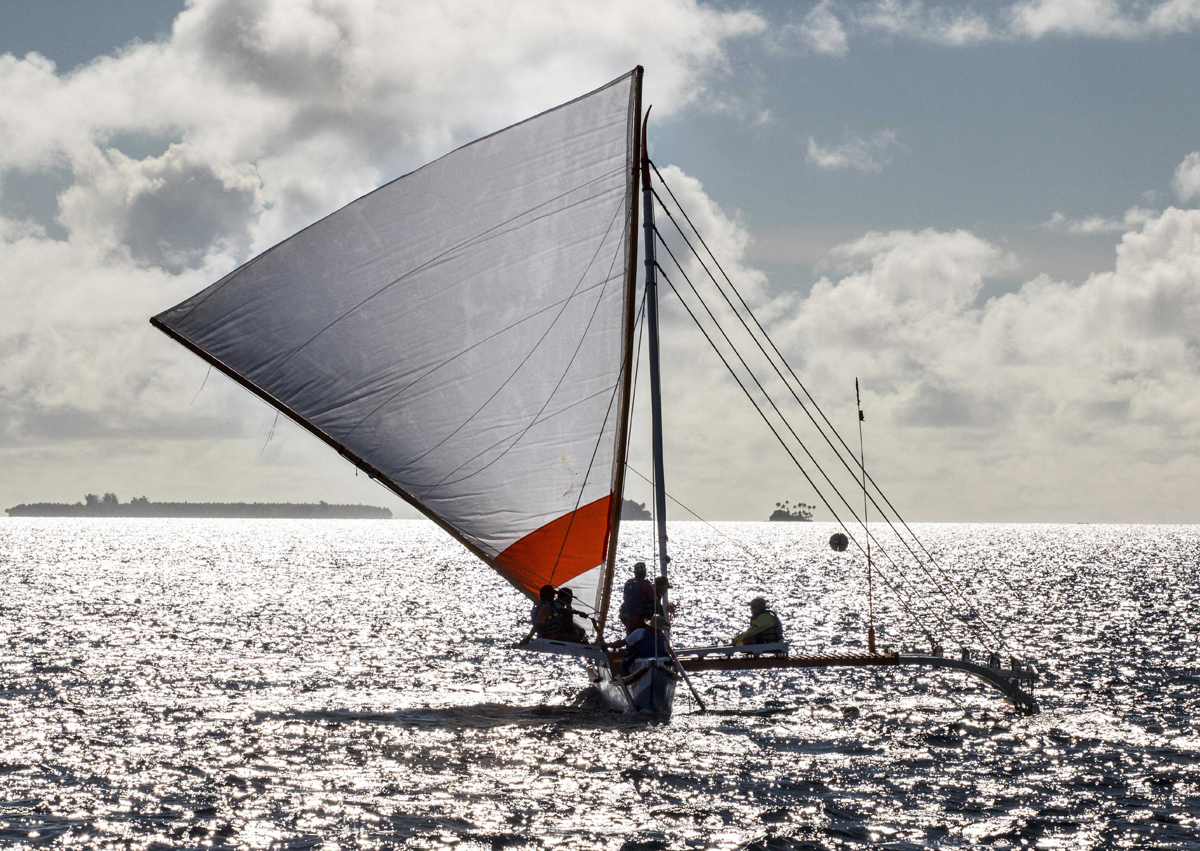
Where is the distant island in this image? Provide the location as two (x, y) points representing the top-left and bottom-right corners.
(768, 500), (814, 522)
(621, 498), (652, 520)
(6, 493), (392, 519)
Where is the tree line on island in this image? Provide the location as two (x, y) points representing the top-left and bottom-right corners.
(5, 493), (392, 519)
(621, 498), (814, 522)
(7, 494), (809, 522)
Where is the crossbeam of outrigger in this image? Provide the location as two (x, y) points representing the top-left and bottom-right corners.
(525, 638), (1040, 715)
(671, 644), (1039, 715)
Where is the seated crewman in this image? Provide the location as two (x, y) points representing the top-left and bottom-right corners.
(554, 587), (588, 644)
(732, 597), (783, 645)
(622, 615), (671, 674)
(519, 585), (562, 645)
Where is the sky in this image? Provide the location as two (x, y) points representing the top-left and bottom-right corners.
(2, 0), (1200, 522)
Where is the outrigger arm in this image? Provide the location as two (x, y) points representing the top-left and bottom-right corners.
(672, 644), (1040, 715)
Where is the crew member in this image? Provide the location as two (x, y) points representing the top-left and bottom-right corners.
(554, 587), (588, 644)
(732, 597), (783, 645)
(620, 561), (655, 633)
(519, 584), (562, 644)
(622, 615), (672, 674)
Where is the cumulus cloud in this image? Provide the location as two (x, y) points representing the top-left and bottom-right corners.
(633, 162), (1200, 521)
(780, 1), (1200, 50)
(0, 0), (762, 507)
(1173, 151), (1200, 202)
(1040, 207), (1155, 234)
(748, 206), (1200, 520)
(854, 0), (994, 44)
(1010, 0), (1200, 38)
(806, 130), (899, 171)
(5, 0), (1200, 522)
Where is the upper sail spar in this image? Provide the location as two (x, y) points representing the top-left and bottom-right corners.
(152, 70), (642, 612)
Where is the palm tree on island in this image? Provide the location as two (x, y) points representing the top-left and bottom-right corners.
(769, 500), (815, 522)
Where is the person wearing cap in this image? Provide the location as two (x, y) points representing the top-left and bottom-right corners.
(732, 597), (783, 645)
(620, 561), (655, 633)
(554, 587), (588, 644)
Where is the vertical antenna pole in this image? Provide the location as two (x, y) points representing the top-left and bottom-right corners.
(641, 110), (670, 587)
(857, 378), (876, 654)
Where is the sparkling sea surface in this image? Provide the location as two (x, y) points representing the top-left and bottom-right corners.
(1, 518), (1198, 850)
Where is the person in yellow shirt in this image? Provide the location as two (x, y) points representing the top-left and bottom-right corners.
(732, 597), (783, 645)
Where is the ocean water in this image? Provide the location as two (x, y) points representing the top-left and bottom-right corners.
(1, 518), (1197, 850)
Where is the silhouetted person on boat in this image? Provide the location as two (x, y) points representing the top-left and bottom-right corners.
(732, 597), (783, 646)
(620, 561), (655, 633)
(554, 587), (589, 644)
(519, 584), (562, 645)
(622, 614), (672, 674)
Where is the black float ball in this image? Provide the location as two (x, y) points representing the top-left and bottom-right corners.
(829, 532), (849, 552)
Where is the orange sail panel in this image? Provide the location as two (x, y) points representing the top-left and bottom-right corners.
(496, 495), (614, 597)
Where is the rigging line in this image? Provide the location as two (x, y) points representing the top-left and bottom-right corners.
(260, 411), (280, 455)
(190, 365), (212, 405)
(655, 270), (953, 652)
(241, 169), (628, 386)
(423, 221), (629, 489)
(626, 287), (656, 562)
(548, 288), (648, 585)
(648, 177), (1004, 652)
(407, 202), (627, 469)
(653, 234), (971, 645)
(654, 253), (944, 636)
(650, 163), (1005, 651)
(655, 265), (942, 644)
(624, 465), (774, 570)
(391, 385), (615, 490)
(339, 276), (611, 442)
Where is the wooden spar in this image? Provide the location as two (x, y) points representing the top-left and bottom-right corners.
(678, 651), (899, 672)
(598, 65), (644, 642)
(149, 316), (535, 603)
(856, 378), (875, 654)
(675, 650), (1039, 715)
(640, 110), (670, 586)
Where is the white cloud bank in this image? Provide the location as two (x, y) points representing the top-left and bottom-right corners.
(785, 0), (1200, 50)
(3, 0), (1200, 522)
(1040, 207), (1154, 234)
(0, 0), (763, 508)
(1174, 151), (1200, 201)
(650, 181), (1200, 521)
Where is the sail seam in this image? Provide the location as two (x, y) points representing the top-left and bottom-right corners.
(163, 70), (639, 326)
(404, 199), (627, 469)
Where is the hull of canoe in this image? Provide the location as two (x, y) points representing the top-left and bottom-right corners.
(593, 658), (677, 716)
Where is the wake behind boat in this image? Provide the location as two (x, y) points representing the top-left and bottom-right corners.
(152, 68), (1038, 719)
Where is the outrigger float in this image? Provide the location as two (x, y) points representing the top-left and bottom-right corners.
(152, 67), (1039, 719)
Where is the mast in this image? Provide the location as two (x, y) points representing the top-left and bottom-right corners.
(856, 378), (876, 654)
(641, 111), (670, 583)
(598, 66), (643, 639)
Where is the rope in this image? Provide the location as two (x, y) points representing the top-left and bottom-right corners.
(650, 160), (1006, 650)
(648, 165), (1006, 652)
(654, 263), (941, 645)
(651, 185), (985, 642)
(654, 237), (963, 644)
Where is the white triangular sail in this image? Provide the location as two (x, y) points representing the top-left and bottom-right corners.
(152, 70), (641, 623)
